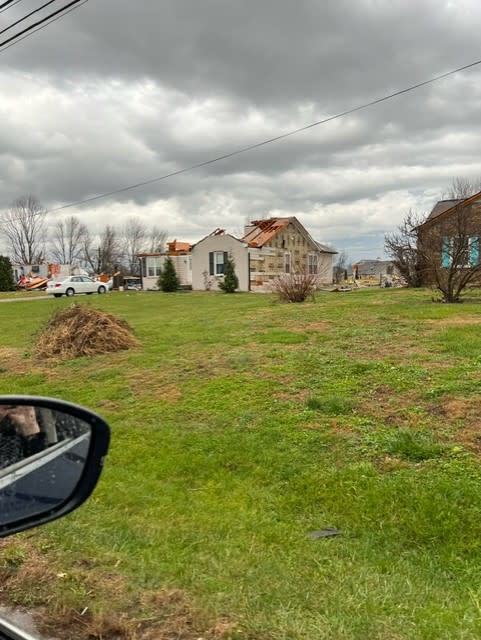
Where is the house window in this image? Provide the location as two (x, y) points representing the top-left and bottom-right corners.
(308, 254), (318, 274)
(147, 256), (162, 277)
(209, 251), (228, 275)
(284, 252), (291, 274)
(442, 236), (479, 268)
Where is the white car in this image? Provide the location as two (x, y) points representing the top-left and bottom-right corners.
(47, 276), (109, 298)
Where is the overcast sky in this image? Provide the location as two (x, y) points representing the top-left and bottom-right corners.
(1, 0), (481, 260)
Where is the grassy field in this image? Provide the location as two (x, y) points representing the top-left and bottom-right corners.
(2, 288), (481, 639)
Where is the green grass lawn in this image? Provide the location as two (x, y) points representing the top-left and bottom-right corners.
(2, 288), (481, 639)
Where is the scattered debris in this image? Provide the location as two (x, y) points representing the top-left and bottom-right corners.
(34, 304), (139, 360)
(308, 527), (342, 539)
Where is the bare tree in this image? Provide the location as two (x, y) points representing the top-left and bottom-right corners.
(50, 216), (89, 265)
(146, 225), (167, 253)
(122, 217), (147, 275)
(446, 177), (481, 200)
(0, 196), (46, 264)
(79, 227), (97, 273)
(384, 210), (426, 288)
(98, 225), (121, 274)
(418, 203), (481, 302)
(333, 250), (350, 284)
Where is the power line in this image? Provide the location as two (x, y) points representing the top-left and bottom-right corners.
(50, 56), (481, 213)
(0, 0), (19, 10)
(0, 0), (23, 15)
(0, 0), (59, 36)
(0, 0), (87, 51)
(0, 0), (87, 53)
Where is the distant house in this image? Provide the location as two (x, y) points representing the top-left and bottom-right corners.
(137, 240), (192, 290)
(191, 217), (336, 292)
(352, 259), (396, 284)
(417, 192), (481, 284)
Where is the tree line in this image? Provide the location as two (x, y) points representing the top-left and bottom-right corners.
(0, 195), (168, 275)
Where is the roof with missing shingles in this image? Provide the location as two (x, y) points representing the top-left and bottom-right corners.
(427, 199), (464, 222)
(241, 217), (292, 247)
(241, 217), (336, 253)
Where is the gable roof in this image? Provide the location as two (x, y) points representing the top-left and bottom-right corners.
(241, 216), (336, 253)
(352, 259), (393, 271)
(420, 190), (481, 228)
(426, 199), (464, 222)
(191, 228), (246, 249)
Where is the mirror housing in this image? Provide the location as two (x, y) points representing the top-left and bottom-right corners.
(0, 396), (110, 538)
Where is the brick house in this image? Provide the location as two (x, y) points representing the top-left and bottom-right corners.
(417, 192), (481, 284)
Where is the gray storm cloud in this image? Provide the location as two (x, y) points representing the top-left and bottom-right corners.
(1, 0), (481, 259)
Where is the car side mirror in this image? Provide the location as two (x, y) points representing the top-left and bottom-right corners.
(0, 396), (110, 538)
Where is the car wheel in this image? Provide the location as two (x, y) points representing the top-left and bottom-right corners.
(65, 288), (75, 297)
(53, 293), (62, 298)
(97, 285), (106, 294)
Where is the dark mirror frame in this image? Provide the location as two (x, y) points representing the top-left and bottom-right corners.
(0, 395), (110, 538)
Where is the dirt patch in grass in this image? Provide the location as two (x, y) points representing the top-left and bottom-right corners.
(149, 384), (183, 403)
(359, 385), (402, 418)
(359, 342), (435, 363)
(0, 539), (239, 640)
(357, 387), (427, 427)
(274, 389), (310, 403)
(0, 347), (62, 377)
(429, 395), (480, 423)
(429, 396), (481, 454)
(425, 316), (481, 328)
(286, 320), (330, 332)
(438, 397), (471, 420)
(455, 425), (481, 454)
(0, 348), (29, 375)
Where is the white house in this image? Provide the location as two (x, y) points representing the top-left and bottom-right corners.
(137, 241), (192, 290)
(191, 229), (250, 291)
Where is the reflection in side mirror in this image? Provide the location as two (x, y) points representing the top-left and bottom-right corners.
(0, 397), (110, 538)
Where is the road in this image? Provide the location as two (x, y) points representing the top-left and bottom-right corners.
(0, 295), (49, 303)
